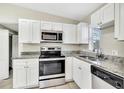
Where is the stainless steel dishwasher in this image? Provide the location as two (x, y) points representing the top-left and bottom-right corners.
(91, 65), (124, 89)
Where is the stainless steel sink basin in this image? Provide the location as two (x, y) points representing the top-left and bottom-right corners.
(79, 56), (97, 61)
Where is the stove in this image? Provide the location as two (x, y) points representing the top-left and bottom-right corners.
(39, 47), (65, 88)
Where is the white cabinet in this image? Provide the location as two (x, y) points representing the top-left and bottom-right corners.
(115, 4), (124, 40)
(77, 23), (89, 44)
(41, 21), (63, 31)
(63, 24), (77, 44)
(73, 57), (91, 89)
(13, 59), (39, 88)
(19, 19), (40, 43)
(52, 22), (63, 31)
(91, 4), (114, 26)
(65, 57), (73, 82)
(31, 20), (41, 43)
(0, 29), (9, 80)
(102, 4), (114, 24)
(41, 21), (52, 30)
(91, 10), (102, 26)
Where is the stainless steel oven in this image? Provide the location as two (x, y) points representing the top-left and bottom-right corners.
(39, 58), (65, 80)
(41, 31), (63, 43)
(39, 47), (65, 88)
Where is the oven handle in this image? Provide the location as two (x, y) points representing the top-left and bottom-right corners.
(39, 58), (65, 61)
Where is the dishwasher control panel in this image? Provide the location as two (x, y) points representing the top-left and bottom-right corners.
(91, 65), (124, 89)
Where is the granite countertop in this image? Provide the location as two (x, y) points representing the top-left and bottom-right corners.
(12, 54), (40, 59)
(74, 55), (124, 78)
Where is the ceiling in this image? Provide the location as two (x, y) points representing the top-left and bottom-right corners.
(13, 3), (104, 21)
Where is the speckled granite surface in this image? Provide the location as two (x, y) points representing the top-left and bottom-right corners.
(63, 51), (124, 78)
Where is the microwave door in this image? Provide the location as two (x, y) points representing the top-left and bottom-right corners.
(42, 32), (57, 40)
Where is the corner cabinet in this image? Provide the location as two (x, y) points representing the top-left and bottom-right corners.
(73, 57), (91, 89)
(63, 24), (77, 44)
(19, 19), (40, 43)
(13, 59), (39, 89)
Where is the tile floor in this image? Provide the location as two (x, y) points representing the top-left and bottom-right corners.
(0, 71), (79, 89)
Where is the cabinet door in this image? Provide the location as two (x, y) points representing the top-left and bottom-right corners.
(19, 19), (32, 43)
(0, 30), (9, 80)
(102, 4), (114, 24)
(63, 24), (77, 44)
(41, 21), (52, 30)
(31, 20), (41, 43)
(65, 57), (73, 82)
(73, 58), (91, 89)
(52, 22), (63, 31)
(77, 23), (89, 44)
(73, 58), (82, 87)
(91, 10), (102, 26)
(81, 60), (91, 89)
(13, 60), (27, 88)
(118, 4), (124, 40)
(27, 59), (39, 87)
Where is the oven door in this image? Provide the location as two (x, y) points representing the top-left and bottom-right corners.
(39, 58), (65, 80)
(41, 32), (57, 41)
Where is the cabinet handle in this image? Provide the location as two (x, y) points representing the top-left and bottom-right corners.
(78, 67), (82, 70)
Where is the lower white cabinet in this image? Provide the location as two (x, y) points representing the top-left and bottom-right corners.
(65, 57), (73, 82)
(73, 57), (91, 89)
(13, 59), (39, 88)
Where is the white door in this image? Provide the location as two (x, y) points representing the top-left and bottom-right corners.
(52, 22), (63, 31)
(77, 23), (89, 44)
(19, 19), (31, 43)
(41, 21), (52, 30)
(91, 10), (102, 26)
(31, 20), (41, 43)
(102, 4), (114, 24)
(118, 4), (124, 40)
(73, 58), (81, 87)
(65, 57), (73, 82)
(0, 30), (9, 80)
(27, 59), (39, 87)
(63, 24), (77, 44)
(81, 61), (91, 89)
(13, 61), (27, 88)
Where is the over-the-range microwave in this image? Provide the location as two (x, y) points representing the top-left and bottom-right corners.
(41, 31), (63, 43)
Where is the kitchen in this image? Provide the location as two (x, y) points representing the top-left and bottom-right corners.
(0, 3), (124, 89)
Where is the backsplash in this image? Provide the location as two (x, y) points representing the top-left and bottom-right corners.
(21, 43), (81, 52)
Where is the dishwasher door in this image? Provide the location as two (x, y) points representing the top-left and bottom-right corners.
(92, 74), (116, 89)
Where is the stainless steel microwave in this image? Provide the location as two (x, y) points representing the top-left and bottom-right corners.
(41, 31), (63, 43)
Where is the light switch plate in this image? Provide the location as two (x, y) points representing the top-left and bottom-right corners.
(112, 50), (118, 56)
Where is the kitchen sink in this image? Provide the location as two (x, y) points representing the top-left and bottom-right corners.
(79, 56), (98, 61)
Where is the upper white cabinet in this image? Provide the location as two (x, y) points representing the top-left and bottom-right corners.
(19, 19), (40, 43)
(73, 57), (91, 89)
(52, 22), (63, 31)
(77, 23), (89, 44)
(41, 21), (63, 31)
(13, 59), (39, 89)
(63, 24), (77, 44)
(65, 57), (73, 82)
(63, 22), (88, 44)
(41, 21), (52, 30)
(102, 4), (114, 24)
(91, 4), (114, 26)
(91, 9), (102, 26)
(114, 4), (124, 40)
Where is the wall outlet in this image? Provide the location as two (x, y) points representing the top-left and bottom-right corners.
(112, 50), (118, 56)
